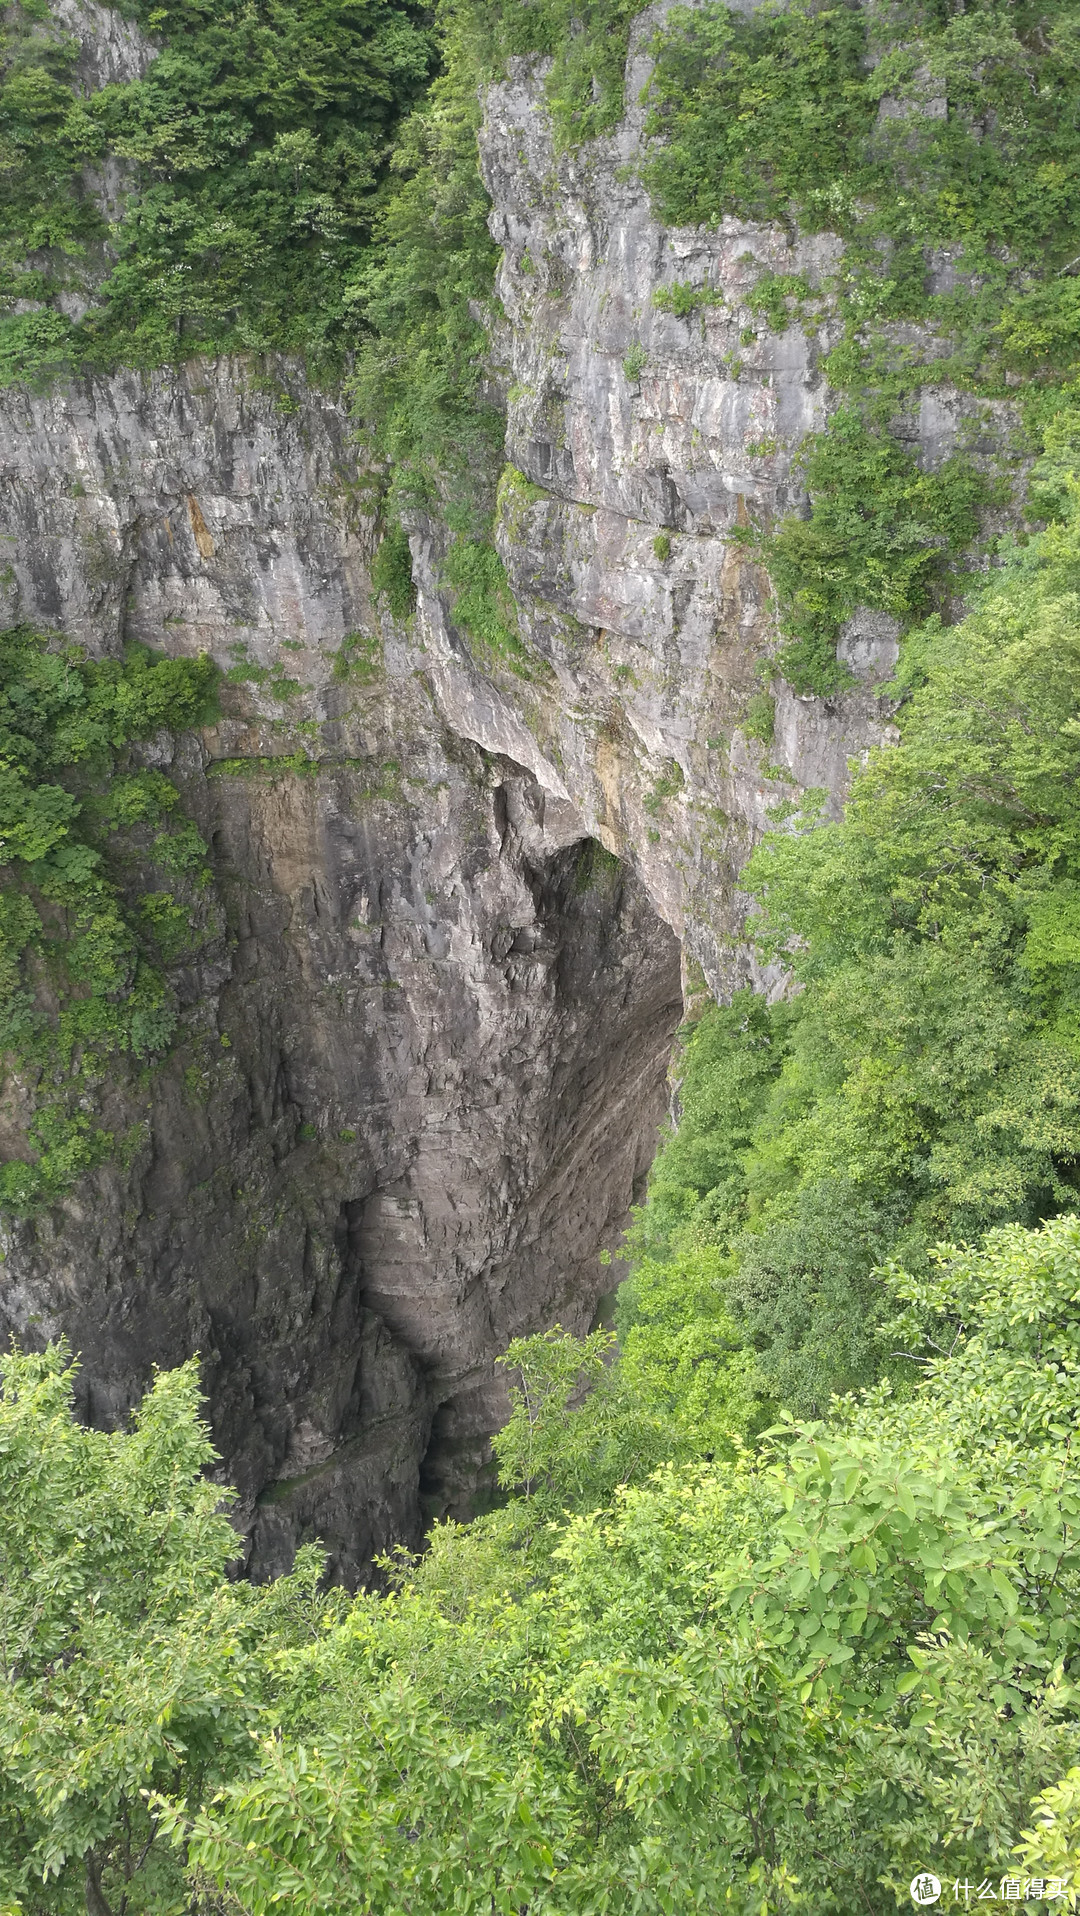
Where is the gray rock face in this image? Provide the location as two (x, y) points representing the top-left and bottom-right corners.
(0, 12), (1017, 1577)
(0, 360), (372, 659)
(0, 357), (681, 1579)
(452, 31), (1014, 996)
(26, 0), (157, 93)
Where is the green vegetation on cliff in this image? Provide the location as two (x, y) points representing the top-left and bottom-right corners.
(633, 432), (1080, 1416)
(645, 0), (1080, 689)
(754, 408), (992, 695)
(0, 627), (217, 1212)
(0, 0), (434, 376)
(347, 0), (500, 498)
(0, 0), (497, 499)
(646, 0), (1080, 289)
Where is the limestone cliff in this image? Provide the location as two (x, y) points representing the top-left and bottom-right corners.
(0, 11), (1007, 1578)
(447, 23), (1014, 995)
(0, 357), (682, 1578)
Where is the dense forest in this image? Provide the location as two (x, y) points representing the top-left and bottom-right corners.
(5, 0), (1080, 1906)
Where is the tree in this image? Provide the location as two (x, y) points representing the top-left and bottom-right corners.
(155, 1214), (1080, 1913)
(0, 1346), (329, 1916)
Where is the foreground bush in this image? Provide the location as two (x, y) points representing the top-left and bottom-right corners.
(5, 1215), (1080, 1911)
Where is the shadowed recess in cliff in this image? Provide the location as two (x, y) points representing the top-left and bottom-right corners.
(0, 688), (682, 1584)
(244, 825), (684, 1581)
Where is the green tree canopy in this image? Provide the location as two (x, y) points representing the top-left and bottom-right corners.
(0, 1344), (339, 1916)
(7, 1217), (1076, 1911)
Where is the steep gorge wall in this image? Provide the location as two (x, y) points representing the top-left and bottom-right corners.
(0, 359), (682, 1578)
(433, 23), (1015, 994)
(0, 7), (1009, 1577)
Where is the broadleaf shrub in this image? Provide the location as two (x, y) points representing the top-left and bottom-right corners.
(0, 627), (218, 1213)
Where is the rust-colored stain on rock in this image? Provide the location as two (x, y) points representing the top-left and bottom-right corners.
(187, 493), (215, 558)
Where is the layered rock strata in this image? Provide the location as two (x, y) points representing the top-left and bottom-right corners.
(0, 358), (682, 1578)
(447, 28), (1012, 994)
(0, 12), (1013, 1577)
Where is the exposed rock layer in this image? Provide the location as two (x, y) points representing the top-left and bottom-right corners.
(447, 30), (1013, 994)
(0, 358), (681, 1579)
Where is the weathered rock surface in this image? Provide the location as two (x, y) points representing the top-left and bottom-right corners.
(43, 0), (158, 91)
(445, 27), (1017, 998)
(0, 9), (1017, 1577)
(0, 358), (681, 1578)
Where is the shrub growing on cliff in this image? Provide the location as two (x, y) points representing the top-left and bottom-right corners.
(370, 524), (416, 621)
(0, 627), (217, 1214)
(346, 0), (502, 500)
(758, 408), (991, 696)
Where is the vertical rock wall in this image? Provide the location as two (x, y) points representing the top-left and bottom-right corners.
(0, 360), (681, 1579)
(419, 26), (1012, 997)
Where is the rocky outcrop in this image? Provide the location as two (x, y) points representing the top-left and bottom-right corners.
(0, 357), (681, 1579)
(0, 8), (1016, 1578)
(434, 35), (892, 998)
(426, 22), (1011, 996)
(42, 0), (158, 91)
